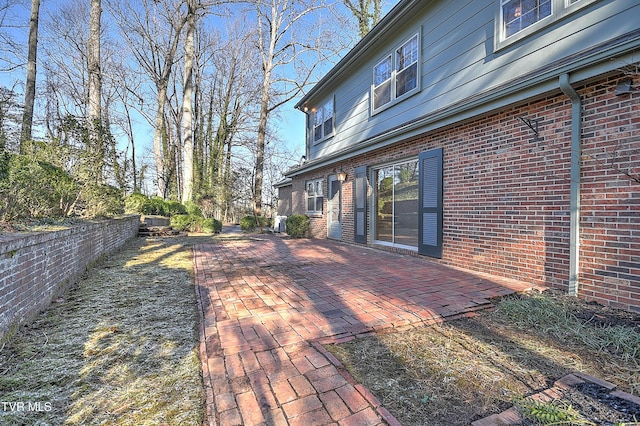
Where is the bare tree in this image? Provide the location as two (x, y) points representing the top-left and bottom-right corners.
(108, 0), (189, 197)
(207, 19), (261, 219)
(252, 0), (328, 215)
(0, 0), (23, 73)
(20, 0), (39, 150)
(342, 0), (383, 38)
(41, 0), (91, 120)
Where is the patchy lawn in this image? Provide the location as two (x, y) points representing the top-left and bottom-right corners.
(0, 236), (210, 425)
(326, 291), (640, 426)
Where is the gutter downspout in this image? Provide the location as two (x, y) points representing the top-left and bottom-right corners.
(559, 73), (581, 297)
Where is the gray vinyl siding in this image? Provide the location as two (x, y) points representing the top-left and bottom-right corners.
(306, 0), (639, 162)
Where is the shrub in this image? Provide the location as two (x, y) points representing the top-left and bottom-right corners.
(170, 214), (195, 232)
(184, 200), (202, 217)
(285, 214), (309, 238)
(148, 196), (169, 216)
(202, 218), (222, 234)
(80, 184), (123, 218)
(239, 215), (270, 232)
(124, 192), (150, 215)
(165, 200), (187, 216)
(0, 154), (80, 221)
(170, 214), (221, 234)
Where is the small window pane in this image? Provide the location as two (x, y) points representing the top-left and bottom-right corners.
(396, 63), (417, 97)
(374, 56), (392, 86)
(374, 80), (391, 110)
(315, 196), (323, 212)
(313, 110), (323, 141)
(323, 101), (333, 136)
(324, 117), (333, 137)
(396, 35), (418, 72)
(503, 0), (551, 38)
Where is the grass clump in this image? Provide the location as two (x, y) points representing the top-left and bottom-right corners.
(515, 398), (588, 425)
(494, 293), (640, 364)
(0, 237), (206, 425)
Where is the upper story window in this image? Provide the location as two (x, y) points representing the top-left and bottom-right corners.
(498, 0), (595, 48)
(502, 0), (552, 38)
(372, 33), (420, 113)
(313, 99), (334, 143)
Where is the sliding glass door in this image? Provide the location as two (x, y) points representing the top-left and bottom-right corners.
(374, 159), (419, 248)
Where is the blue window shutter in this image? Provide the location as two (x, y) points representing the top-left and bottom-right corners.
(353, 166), (367, 243)
(418, 148), (443, 258)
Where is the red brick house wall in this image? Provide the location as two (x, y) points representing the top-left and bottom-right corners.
(287, 73), (639, 312)
(579, 76), (640, 309)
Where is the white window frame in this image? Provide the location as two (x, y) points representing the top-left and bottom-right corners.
(312, 98), (334, 144)
(305, 179), (324, 215)
(496, 0), (599, 50)
(371, 32), (420, 114)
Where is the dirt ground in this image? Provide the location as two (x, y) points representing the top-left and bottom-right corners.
(326, 290), (640, 426)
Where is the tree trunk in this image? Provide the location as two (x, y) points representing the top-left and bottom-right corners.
(20, 0), (40, 151)
(154, 85), (168, 197)
(181, 0), (196, 203)
(88, 0), (102, 182)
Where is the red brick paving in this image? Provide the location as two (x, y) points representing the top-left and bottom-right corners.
(194, 235), (540, 425)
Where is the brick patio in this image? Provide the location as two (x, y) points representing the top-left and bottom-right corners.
(193, 235), (541, 425)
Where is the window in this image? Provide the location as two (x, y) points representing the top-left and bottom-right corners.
(498, 0), (594, 45)
(313, 99), (334, 143)
(502, 0), (552, 38)
(373, 56), (392, 110)
(306, 179), (324, 214)
(372, 33), (420, 113)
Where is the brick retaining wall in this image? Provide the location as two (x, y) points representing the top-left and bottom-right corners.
(0, 216), (140, 341)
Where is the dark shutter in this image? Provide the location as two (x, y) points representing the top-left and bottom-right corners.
(353, 166), (367, 243)
(418, 148), (443, 258)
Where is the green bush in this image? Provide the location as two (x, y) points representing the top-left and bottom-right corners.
(239, 215), (270, 232)
(165, 200), (187, 216)
(124, 192), (150, 215)
(80, 184), (123, 218)
(203, 218), (222, 234)
(147, 196), (169, 216)
(171, 214), (220, 234)
(170, 214), (194, 232)
(0, 154), (80, 221)
(184, 200), (202, 217)
(285, 214), (310, 238)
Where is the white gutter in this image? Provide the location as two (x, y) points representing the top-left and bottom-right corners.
(559, 73), (582, 297)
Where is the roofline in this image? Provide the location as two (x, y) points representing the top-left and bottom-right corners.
(286, 34), (640, 178)
(294, 0), (423, 111)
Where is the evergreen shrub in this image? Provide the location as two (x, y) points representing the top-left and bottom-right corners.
(285, 214), (309, 238)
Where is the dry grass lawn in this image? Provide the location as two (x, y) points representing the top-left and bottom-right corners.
(0, 236), (211, 426)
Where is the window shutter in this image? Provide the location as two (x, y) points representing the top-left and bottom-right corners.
(353, 166), (368, 243)
(418, 148), (443, 258)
